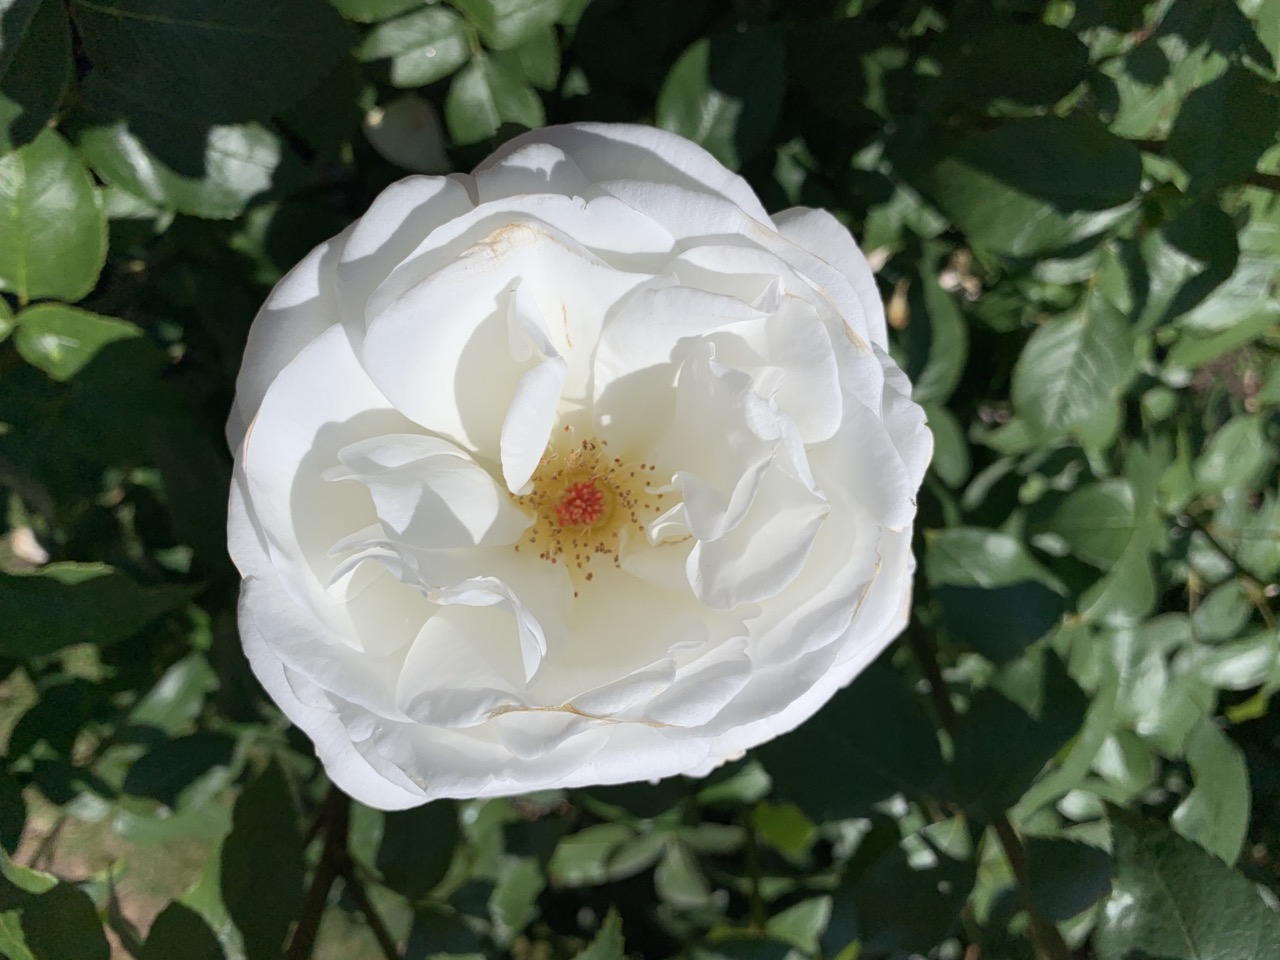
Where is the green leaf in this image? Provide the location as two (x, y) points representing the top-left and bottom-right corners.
(80, 121), (286, 220)
(13, 304), (140, 381)
(656, 29), (785, 171)
(766, 897), (831, 954)
(1138, 200), (1239, 328)
(917, 116), (1141, 256)
(934, 582), (1068, 664)
(1025, 837), (1112, 922)
(655, 841), (711, 909)
(0, 0), (70, 153)
(936, 23), (1089, 107)
(951, 654), (1087, 821)
(575, 908), (624, 960)
(124, 732), (236, 808)
(358, 6), (471, 88)
(73, 0), (353, 126)
(220, 762), (304, 960)
(758, 664), (947, 820)
(1171, 718), (1251, 864)
(0, 852), (110, 960)
(1034, 479), (1137, 568)
(1096, 808), (1280, 960)
(333, 0), (425, 22)
(448, 0), (562, 51)
(139, 902), (225, 960)
(495, 24), (560, 91)
(843, 832), (975, 956)
(903, 267), (968, 405)
(1011, 283), (1136, 441)
(489, 856), (544, 946)
(444, 55), (543, 145)
(1167, 65), (1280, 192)
(0, 129), (107, 304)
(377, 800), (459, 901)
(0, 563), (194, 658)
(1196, 413), (1274, 493)
(0, 0), (38, 72)
(924, 527), (1062, 591)
(924, 404), (970, 488)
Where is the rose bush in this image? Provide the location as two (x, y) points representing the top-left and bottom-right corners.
(228, 123), (931, 809)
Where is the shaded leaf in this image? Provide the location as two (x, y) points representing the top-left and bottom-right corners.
(1096, 808), (1280, 960)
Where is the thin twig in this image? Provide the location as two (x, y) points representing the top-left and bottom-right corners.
(285, 787), (350, 960)
(908, 621), (1072, 960)
(338, 859), (402, 960)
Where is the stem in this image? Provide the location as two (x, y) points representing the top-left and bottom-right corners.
(338, 860), (401, 960)
(286, 786), (403, 960)
(285, 788), (349, 960)
(908, 622), (1072, 960)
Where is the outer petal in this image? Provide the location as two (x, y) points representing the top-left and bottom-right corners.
(476, 123), (772, 225)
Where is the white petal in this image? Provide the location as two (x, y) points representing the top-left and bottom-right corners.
(336, 174), (475, 350)
(361, 220), (643, 457)
(229, 232), (348, 449)
(688, 456), (829, 609)
(773, 206), (888, 350)
(239, 606), (427, 809)
(326, 434), (531, 548)
(477, 123), (772, 224)
(396, 605), (527, 727)
(501, 280), (568, 492)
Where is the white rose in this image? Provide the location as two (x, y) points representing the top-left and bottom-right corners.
(228, 123), (931, 809)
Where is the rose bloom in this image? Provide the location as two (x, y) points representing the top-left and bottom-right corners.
(228, 124), (930, 809)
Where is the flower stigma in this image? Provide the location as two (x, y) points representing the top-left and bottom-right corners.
(514, 431), (667, 589)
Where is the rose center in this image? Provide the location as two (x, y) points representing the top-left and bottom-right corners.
(555, 480), (607, 528)
(513, 434), (666, 586)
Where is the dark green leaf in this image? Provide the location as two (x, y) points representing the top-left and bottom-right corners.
(0, 771), (24, 854)
(758, 663), (947, 820)
(903, 267), (968, 405)
(139, 902), (225, 960)
(220, 762), (304, 960)
(377, 800), (460, 901)
(917, 116), (1141, 256)
(951, 654), (1087, 820)
(844, 835), (975, 956)
(444, 55), (543, 144)
(1167, 65), (1280, 192)
(333, 0), (425, 22)
(0, 0), (40, 77)
(937, 23), (1089, 107)
(0, 0), (70, 153)
(74, 0), (353, 127)
(0, 563), (194, 658)
(13, 304), (140, 381)
(656, 29), (785, 170)
(124, 733), (237, 808)
(0, 129), (107, 303)
(1025, 837), (1112, 921)
(934, 582), (1068, 663)
(0, 854), (110, 960)
(1096, 808), (1280, 960)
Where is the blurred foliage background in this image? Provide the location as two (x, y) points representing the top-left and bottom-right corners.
(2, 0), (1280, 957)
